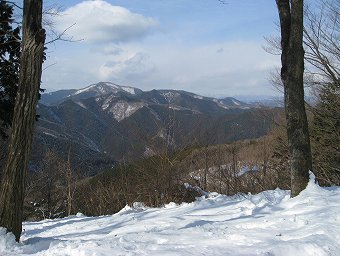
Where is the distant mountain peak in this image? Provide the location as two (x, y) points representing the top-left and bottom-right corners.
(41, 82), (253, 113)
(35, 83), (276, 173)
(73, 82), (142, 96)
(218, 97), (250, 109)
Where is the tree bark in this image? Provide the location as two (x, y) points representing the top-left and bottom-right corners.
(276, 0), (313, 197)
(0, 0), (45, 242)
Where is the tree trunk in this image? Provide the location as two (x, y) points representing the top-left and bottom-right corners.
(276, 0), (313, 197)
(0, 0), (45, 242)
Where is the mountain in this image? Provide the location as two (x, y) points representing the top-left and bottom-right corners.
(235, 95), (316, 108)
(41, 82), (142, 106)
(32, 82), (280, 175)
(41, 82), (251, 114)
(235, 95), (284, 108)
(40, 89), (77, 105)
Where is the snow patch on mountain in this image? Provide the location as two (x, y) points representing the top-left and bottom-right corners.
(214, 99), (230, 109)
(74, 84), (97, 95)
(101, 94), (118, 110)
(168, 105), (184, 111)
(107, 101), (145, 122)
(193, 94), (204, 100)
(42, 131), (58, 138)
(75, 101), (87, 109)
(232, 99), (241, 106)
(218, 104), (229, 109)
(120, 86), (137, 95)
(161, 91), (180, 103)
(73, 82), (140, 97)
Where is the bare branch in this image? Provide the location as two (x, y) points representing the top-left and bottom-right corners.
(44, 23), (83, 45)
(6, 1), (23, 10)
(217, 0), (228, 5)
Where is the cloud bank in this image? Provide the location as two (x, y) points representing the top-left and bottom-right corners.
(55, 0), (158, 43)
(43, 40), (280, 96)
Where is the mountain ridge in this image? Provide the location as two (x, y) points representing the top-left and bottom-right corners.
(41, 82), (250, 109)
(32, 82), (280, 176)
(41, 82), (252, 123)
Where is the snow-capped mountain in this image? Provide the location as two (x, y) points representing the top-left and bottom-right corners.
(100, 97), (146, 122)
(42, 82), (142, 106)
(73, 82), (142, 96)
(41, 82), (251, 121)
(34, 82), (278, 174)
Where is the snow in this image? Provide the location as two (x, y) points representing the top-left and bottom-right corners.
(74, 101), (87, 109)
(168, 105), (182, 111)
(161, 91), (180, 103)
(120, 86), (136, 95)
(107, 101), (145, 121)
(42, 131), (57, 138)
(1, 173), (340, 256)
(73, 82), (138, 97)
(101, 94), (117, 110)
(103, 82), (120, 89)
(232, 99), (241, 106)
(193, 94), (204, 100)
(73, 84), (97, 95)
(213, 99), (230, 109)
(238, 165), (258, 177)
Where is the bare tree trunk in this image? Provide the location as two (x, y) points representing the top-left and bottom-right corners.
(0, 0), (45, 241)
(276, 0), (312, 197)
(66, 146), (77, 216)
(204, 145), (208, 190)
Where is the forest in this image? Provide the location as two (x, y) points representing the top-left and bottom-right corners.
(0, 0), (339, 254)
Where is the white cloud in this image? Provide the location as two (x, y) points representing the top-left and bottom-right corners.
(42, 0), (281, 97)
(134, 41), (280, 96)
(99, 52), (155, 81)
(54, 0), (158, 43)
(42, 39), (279, 96)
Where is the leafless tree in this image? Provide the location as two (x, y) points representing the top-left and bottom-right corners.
(303, 0), (339, 90)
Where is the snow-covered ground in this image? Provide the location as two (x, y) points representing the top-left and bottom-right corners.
(1, 173), (339, 256)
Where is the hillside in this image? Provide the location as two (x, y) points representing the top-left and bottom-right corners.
(1, 173), (339, 256)
(30, 82), (280, 175)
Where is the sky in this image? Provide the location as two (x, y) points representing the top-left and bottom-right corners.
(40, 0), (281, 97)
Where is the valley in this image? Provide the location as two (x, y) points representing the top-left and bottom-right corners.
(31, 82), (280, 176)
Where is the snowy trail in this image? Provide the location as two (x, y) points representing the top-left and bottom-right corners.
(1, 174), (340, 256)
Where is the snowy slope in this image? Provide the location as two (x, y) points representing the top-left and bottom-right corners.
(1, 173), (339, 256)
(106, 101), (145, 122)
(73, 82), (140, 96)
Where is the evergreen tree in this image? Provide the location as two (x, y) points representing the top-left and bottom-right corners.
(311, 83), (340, 185)
(0, 0), (21, 138)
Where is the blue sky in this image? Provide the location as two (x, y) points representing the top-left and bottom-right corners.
(40, 0), (281, 97)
